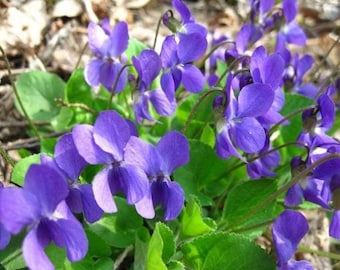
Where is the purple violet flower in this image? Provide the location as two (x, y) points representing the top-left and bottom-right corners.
(0, 182), (11, 250)
(246, 137), (280, 179)
(72, 110), (149, 213)
(132, 49), (176, 123)
(272, 210), (313, 269)
(0, 164), (88, 270)
(215, 73), (275, 159)
(85, 20), (129, 93)
(163, 0), (207, 37)
(275, 0), (307, 51)
(160, 34), (207, 101)
(124, 131), (189, 220)
(40, 133), (104, 223)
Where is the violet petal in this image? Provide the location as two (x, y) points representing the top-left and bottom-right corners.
(272, 210), (309, 264)
(157, 131), (190, 174)
(234, 118), (266, 153)
(92, 167), (118, 213)
(23, 227), (54, 270)
(181, 64), (205, 93)
(72, 124), (113, 164)
(93, 110), (131, 161)
(237, 83), (274, 118)
(55, 133), (87, 181)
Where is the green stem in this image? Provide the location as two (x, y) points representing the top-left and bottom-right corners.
(221, 153), (340, 231)
(269, 105), (315, 136)
(215, 55), (249, 86)
(298, 245), (340, 261)
(182, 88), (224, 134)
(0, 46), (41, 140)
(153, 11), (168, 50)
(228, 141), (309, 173)
(74, 41), (88, 70)
(55, 98), (97, 115)
(0, 141), (15, 167)
(232, 219), (274, 234)
(199, 40), (235, 68)
(107, 64), (132, 110)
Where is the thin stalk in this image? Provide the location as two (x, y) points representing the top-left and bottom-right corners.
(269, 105), (315, 136)
(298, 245), (340, 261)
(153, 11), (169, 50)
(232, 219), (274, 234)
(310, 33), (340, 81)
(55, 98), (97, 115)
(74, 41), (88, 69)
(215, 56), (249, 86)
(182, 88), (224, 134)
(107, 64), (132, 110)
(0, 142), (15, 167)
(228, 141), (309, 173)
(113, 245), (133, 270)
(221, 153), (340, 231)
(200, 40), (235, 67)
(0, 46), (41, 139)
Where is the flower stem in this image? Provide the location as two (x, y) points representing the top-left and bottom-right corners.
(0, 46), (41, 140)
(228, 141), (309, 173)
(74, 41), (88, 70)
(0, 141), (15, 167)
(298, 245), (340, 261)
(55, 98), (97, 115)
(182, 88), (224, 134)
(269, 105), (315, 136)
(199, 40), (235, 68)
(221, 153), (340, 231)
(107, 64), (132, 110)
(153, 10), (169, 50)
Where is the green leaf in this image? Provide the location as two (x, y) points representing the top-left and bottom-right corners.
(88, 197), (143, 248)
(200, 124), (215, 148)
(168, 261), (185, 270)
(15, 71), (65, 121)
(66, 68), (93, 106)
(134, 227), (150, 270)
(146, 222), (175, 270)
(0, 231), (26, 270)
(174, 140), (237, 205)
(182, 232), (275, 270)
(85, 229), (111, 258)
(11, 154), (41, 186)
(279, 93), (313, 150)
(125, 37), (148, 60)
(40, 138), (57, 156)
(51, 107), (74, 131)
(181, 196), (215, 238)
(93, 258), (114, 270)
(223, 179), (279, 231)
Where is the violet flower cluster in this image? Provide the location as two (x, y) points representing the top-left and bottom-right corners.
(0, 110), (189, 269)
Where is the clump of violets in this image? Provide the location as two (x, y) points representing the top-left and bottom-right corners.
(131, 49), (176, 123)
(72, 110), (149, 213)
(3, 0), (340, 269)
(40, 133), (104, 223)
(0, 164), (88, 270)
(85, 19), (129, 93)
(124, 131), (189, 220)
(272, 210), (314, 269)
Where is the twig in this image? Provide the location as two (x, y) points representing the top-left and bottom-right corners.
(3, 131), (66, 151)
(0, 46), (41, 140)
(113, 245), (133, 270)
